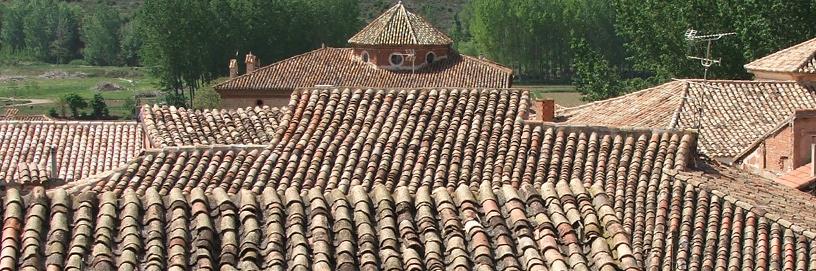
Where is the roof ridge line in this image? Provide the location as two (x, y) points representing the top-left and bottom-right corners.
(668, 81), (692, 129)
(400, 5), (419, 44)
(143, 144), (272, 153)
(350, 4), (401, 44)
(214, 47), (338, 90)
(524, 121), (698, 137)
(558, 80), (685, 116)
(460, 54), (514, 74)
(794, 48), (816, 73)
(731, 111), (801, 162)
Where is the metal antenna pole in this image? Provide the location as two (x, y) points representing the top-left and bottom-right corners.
(683, 29), (736, 129)
(685, 29), (735, 80)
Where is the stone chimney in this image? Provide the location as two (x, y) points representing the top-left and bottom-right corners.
(245, 52), (258, 74)
(532, 99), (555, 122)
(229, 59), (238, 79)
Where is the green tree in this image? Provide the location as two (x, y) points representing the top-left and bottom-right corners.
(571, 38), (622, 101)
(193, 86), (222, 109)
(63, 93), (88, 118)
(119, 20), (142, 66)
(122, 96), (137, 119)
(0, 1), (26, 52)
(466, 0), (623, 82)
(612, 0), (816, 79)
(23, 0), (55, 60)
(83, 4), (122, 66)
(49, 4), (81, 64)
(91, 93), (109, 118)
(138, 0), (361, 108)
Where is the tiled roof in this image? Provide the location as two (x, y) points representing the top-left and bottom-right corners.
(348, 2), (453, 46)
(559, 80), (816, 159)
(0, 108), (51, 121)
(773, 163), (816, 189)
(62, 88), (695, 196)
(141, 105), (288, 147)
(0, 121), (144, 182)
(9, 162), (49, 186)
(213, 48), (512, 92)
(556, 81), (687, 128)
(0, 114), (52, 121)
(2, 180), (639, 271)
(638, 166), (816, 270)
(745, 37), (816, 74)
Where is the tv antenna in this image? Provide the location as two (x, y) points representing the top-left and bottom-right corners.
(685, 29), (736, 80)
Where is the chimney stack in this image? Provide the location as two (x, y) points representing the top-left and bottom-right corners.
(229, 59), (238, 79)
(245, 52), (258, 74)
(49, 145), (57, 180)
(533, 99), (556, 122)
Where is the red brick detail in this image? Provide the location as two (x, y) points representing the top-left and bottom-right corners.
(533, 99), (555, 122)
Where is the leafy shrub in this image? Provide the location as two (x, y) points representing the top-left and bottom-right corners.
(91, 93), (109, 118)
(63, 93), (88, 118)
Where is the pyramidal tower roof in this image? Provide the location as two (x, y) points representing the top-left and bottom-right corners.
(348, 1), (453, 46)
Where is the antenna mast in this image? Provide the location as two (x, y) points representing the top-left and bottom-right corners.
(685, 29), (736, 80)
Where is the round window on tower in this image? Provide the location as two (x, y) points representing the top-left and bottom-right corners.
(361, 51), (370, 63)
(426, 52), (436, 64)
(389, 53), (404, 66)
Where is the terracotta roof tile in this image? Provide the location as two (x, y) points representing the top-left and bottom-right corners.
(213, 48), (512, 92)
(745, 37), (816, 74)
(0, 121), (144, 183)
(0, 108), (52, 122)
(62, 88), (694, 197)
(10, 163), (49, 187)
(2, 180), (640, 270)
(24, 84), (816, 271)
(0, 115), (51, 122)
(638, 166), (816, 270)
(141, 105), (288, 147)
(773, 163), (816, 189)
(348, 2), (453, 46)
(559, 80), (816, 159)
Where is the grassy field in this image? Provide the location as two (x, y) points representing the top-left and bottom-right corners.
(0, 63), (160, 119)
(518, 84), (585, 107)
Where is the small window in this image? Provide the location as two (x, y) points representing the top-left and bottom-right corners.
(390, 53), (404, 66)
(426, 52), (436, 64)
(256, 100), (264, 106)
(361, 51), (370, 63)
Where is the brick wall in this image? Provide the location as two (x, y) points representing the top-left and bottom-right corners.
(740, 110), (816, 176)
(218, 89), (293, 108)
(792, 113), (816, 167)
(353, 45), (451, 70)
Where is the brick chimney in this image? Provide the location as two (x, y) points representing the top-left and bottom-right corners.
(532, 99), (555, 122)
(229, 59), (238, 79)
(245, 52), (258, 74)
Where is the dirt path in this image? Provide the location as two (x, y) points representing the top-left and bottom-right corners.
(1, 97), (53, 107)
